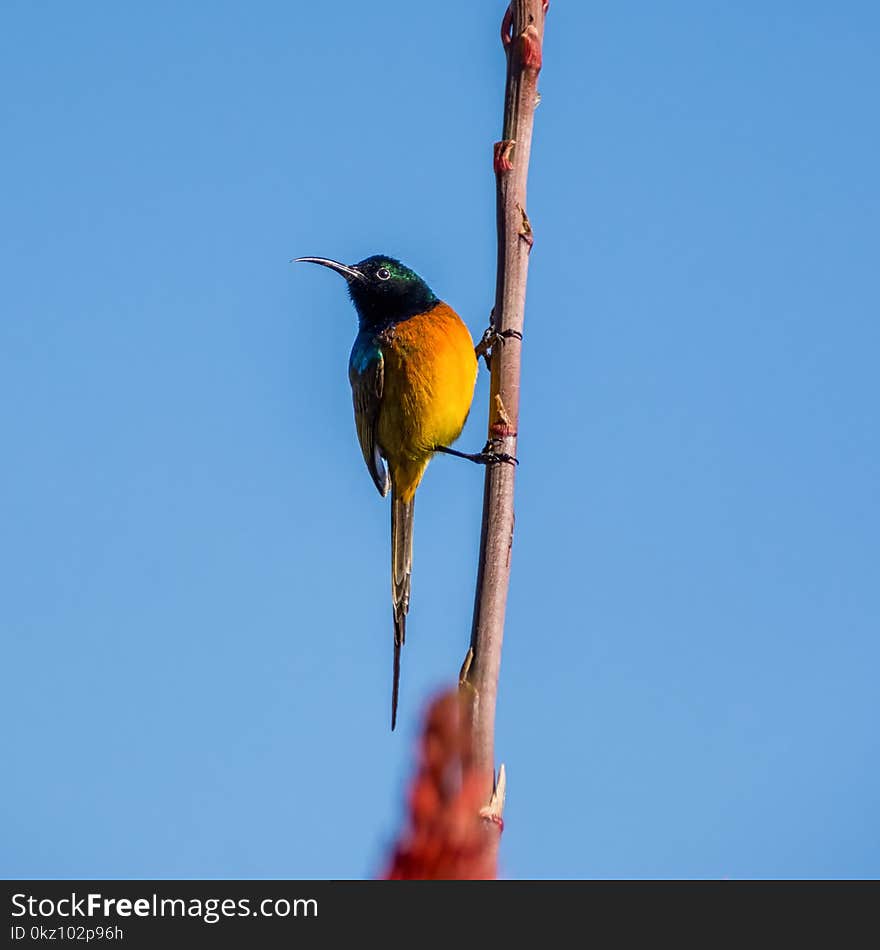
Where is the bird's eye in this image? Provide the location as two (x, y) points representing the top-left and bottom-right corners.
(376, 267), (391, 281)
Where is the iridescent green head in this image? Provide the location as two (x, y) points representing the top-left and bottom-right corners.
(295, 254), (438, 329)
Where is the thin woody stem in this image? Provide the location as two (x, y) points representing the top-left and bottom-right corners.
(465, 0), (547, 826)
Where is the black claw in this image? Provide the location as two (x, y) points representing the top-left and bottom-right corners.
(475, 326), (523, 369)
(477, 440), (518, 466)
(480, 451), (518, 466)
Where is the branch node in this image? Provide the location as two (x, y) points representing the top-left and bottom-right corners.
(493, 140), (516, 173)
(520, 25), (543, 72)
(490, 394), (517, 439)
(517, 203), (534, 248)
(458, 646), (474, 687)
(479, 764), (507, 827)
(500, 4), (514, 49)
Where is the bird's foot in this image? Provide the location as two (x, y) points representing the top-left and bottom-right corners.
(435, 440), (518, 466)
(475, 438), (519, 466)
(475, 322), (522, 370)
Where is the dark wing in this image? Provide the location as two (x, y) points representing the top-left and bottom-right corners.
(348, 345), (390, 497)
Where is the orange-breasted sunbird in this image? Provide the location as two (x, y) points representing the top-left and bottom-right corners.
(296, 254), (514, 729)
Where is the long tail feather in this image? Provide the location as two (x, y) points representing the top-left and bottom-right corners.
(390, 490), (414, 730)
(392, 638), (401, 732)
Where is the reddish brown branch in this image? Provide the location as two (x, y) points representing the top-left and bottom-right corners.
(464, 0), (548, 852)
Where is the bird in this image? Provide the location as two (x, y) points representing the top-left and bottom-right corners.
(295, 254), (509, 730)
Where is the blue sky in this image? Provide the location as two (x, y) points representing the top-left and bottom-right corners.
(1, 1), (878, 879)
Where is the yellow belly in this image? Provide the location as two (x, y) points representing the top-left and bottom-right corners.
(377, 302), (478, 500)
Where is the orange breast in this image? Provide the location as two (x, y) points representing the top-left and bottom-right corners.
(377, 302), (478, 500)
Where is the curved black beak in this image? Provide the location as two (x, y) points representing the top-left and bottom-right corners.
(293, 257), (366, 283)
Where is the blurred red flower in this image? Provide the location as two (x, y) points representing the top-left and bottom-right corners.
(382, 690), (501, 880)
